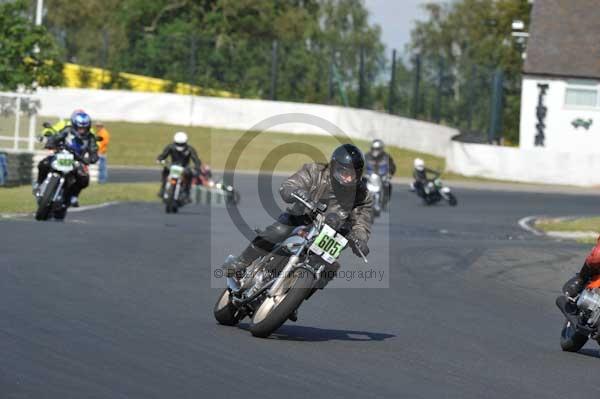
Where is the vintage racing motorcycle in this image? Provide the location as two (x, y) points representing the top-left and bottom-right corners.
(213, 192), (367, 338)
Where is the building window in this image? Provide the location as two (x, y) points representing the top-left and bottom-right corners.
(565, 80), (598, 107)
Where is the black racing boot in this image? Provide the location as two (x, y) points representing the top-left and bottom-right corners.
(288, 309), (298, 322)
(564, 276), (586, 299)
(223, 244), (264, 279)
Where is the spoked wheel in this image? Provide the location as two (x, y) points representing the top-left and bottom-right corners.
(35, 177), (59, 221)
(560, 320), (588, 352)
(165, 185), (177, 214)
(214, 289), (241, 326)
(249, 269), (315, 338)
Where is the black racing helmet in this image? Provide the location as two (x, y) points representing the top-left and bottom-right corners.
(330, 144), (365, 187)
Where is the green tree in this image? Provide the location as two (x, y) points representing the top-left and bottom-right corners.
(0, 0), (63, 90)
(43, 0), (386, 106)
(410, 0), (531, 143)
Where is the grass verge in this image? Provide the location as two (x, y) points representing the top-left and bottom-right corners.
(0, 183), (157, 214)
(535, 217), (600, 244)
(33, 118), (446, 175)
(535, 217), (600, 233)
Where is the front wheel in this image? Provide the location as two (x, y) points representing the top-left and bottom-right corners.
(53, 207), (67, 221)
(249, 269), (315, 338)
(35, 176), (59, 221)
(214, 289), (240, 326)
(165, 184), (178, 214)
(560, 320), (588, 352)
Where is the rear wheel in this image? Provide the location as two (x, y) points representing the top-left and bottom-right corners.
(560, 320), (588, 352)
(35, 176), (59, 221)
(214, 289), (240, 326)
(249, 269), (315, 338)
(448, 193), (458, 206)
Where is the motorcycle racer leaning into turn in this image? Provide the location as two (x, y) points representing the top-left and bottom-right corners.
(411, 158), (441, 199)
(226, 144), (373, 316)
(564, 238), (600, 299)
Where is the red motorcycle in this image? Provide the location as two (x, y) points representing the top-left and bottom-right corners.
(194, 165), (240, 205)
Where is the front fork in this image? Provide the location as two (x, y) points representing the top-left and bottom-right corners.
(53, 177), (65, 203)
(174, 179), (181, 201)
(373, 192), (382, 210)
(268, 255), (300, 297)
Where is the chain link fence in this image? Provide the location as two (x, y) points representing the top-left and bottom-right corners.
(56, 32), (513, 143)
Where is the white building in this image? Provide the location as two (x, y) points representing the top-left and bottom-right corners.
(519, 0), (600, 153)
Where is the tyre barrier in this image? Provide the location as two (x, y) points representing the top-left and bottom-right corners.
(0, 151), (34, 186)
(195, 185), (228, 207)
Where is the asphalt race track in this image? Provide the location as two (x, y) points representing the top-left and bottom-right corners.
(2, 174), (600, 398)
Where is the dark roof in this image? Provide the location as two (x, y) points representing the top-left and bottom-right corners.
(524, 0), (600, 80)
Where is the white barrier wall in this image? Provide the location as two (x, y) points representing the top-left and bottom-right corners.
(446, 141), (600, 186)
(36, 88), (458, 157)
(520, 76), (600, 152)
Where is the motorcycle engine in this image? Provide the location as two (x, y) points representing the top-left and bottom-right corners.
(577, 289), (600, 327)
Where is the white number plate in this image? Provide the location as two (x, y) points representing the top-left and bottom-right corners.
(52, 151), (75, 172)
(309, 224), (348, 264)
(169, 165), (185, 179)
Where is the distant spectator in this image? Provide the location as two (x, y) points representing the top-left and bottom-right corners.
(96, 122), (111, 184)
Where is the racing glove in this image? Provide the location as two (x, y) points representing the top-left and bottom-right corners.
(292, 189), (311, 203)
(347, 231), (370, 257)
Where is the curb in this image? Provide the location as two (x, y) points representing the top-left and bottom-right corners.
(518, 216), (545, 236)
(518, 215), (599, 241)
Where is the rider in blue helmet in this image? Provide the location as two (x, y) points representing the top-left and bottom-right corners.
(71, 111), (92, 139)
(35, 110), (99, 207)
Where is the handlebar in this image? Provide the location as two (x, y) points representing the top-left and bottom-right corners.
(355, 246), (369, 264)
(54, 145), (88, 165)
(290, 192), (327, 213)
(291, 192), (369, 263)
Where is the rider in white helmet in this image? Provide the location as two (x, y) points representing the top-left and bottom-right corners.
(156, 131), (202, 200)
(411, 158), (440, 198)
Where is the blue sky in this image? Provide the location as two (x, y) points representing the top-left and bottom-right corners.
(363, 0), (435, 55)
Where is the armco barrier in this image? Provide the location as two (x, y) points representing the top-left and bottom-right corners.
(445, 141), (600, 186)
(35, 88), (458, 157)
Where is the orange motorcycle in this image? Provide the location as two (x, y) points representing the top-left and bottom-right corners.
(556, 273), (600, 352)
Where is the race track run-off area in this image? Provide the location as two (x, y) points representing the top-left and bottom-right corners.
(2, 175), (600, 399)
